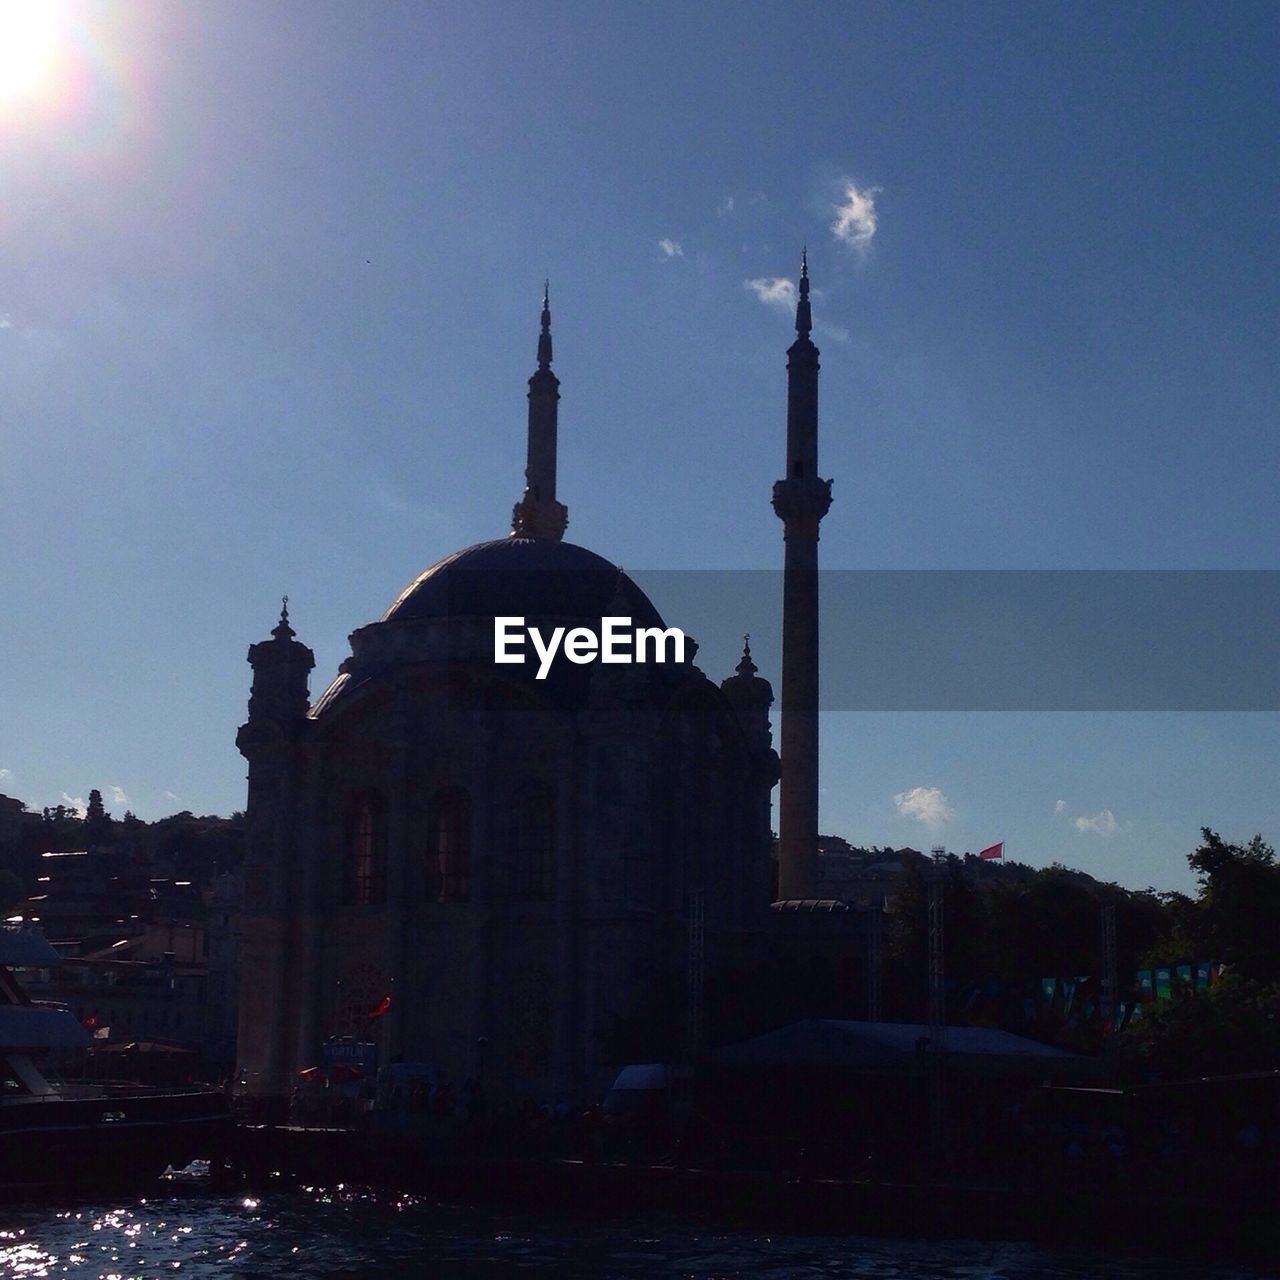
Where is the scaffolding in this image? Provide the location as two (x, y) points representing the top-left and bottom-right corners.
(1101, 899), (1118, 1028)
(686, 888), (705, 1062)
(927, 847), (946, 1160)
(865, 902), (883, 1023)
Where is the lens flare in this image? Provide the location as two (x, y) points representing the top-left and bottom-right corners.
(0, 0), (65, 104)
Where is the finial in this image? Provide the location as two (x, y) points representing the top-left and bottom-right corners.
(272, 594), (295, 641)
(735, 633), (759, 679)
(537, 279), (553, 369)
(795, 248), (812, 337)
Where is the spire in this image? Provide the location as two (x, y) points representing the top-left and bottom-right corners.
(537, 279), (553, 370)
(795, 246), (812, 339)
(511, 282), (568, 540)
(736, 634), (758, 679)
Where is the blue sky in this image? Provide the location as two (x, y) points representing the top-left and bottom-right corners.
(0, 2), (1276, 891)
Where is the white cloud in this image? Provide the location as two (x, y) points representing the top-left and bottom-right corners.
(0, 768), (11, 782)
(1054, 799), (1067, 817)
(164, 790), (180, 802)
(658, 238), (684, 259)
(0, 314), (12, 329)
(717, 196), (735, 218)
(817, 320), (850, 343)
(109, 785), (128, 807)
(1075, 810), (1119, 836)
(744, 276), (797, 312)
(831, 179), (880, 253)
(60, 792), (87, 818)
(894, 786), (953, 829)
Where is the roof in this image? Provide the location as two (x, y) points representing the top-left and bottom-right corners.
(0, 1005), (91, 1050)
(0, 927), (62, 967)
(311, 536), (674, 718)
(708, 1019), (1086, 1074)
(380, 537), (665, 627)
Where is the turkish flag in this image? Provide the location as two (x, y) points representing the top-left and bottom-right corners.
(366, 993), (392, 1019)
(978, 842), (1003, 860)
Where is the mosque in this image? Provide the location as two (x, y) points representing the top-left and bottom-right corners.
(235, 262), (831, 1103)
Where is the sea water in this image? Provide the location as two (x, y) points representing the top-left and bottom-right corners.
(1, 1186), (1267, 1279)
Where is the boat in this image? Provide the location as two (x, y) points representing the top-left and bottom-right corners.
(0, 924), (231, 1192)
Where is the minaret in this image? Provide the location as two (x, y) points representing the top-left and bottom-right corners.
(771, 251), (833, 900)
(236, 597), (314, 1097)
(511, 282), (568, 540)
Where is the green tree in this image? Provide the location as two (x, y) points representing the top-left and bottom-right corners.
(1183, 829), (1280, 983)
(85, 789), (111, 843)
(1121, 974), (1280, 1077)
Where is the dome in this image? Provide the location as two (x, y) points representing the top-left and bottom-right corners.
(381, 537), (665, 628)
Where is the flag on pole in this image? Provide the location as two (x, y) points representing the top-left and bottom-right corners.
(978, 842), (1003, 860)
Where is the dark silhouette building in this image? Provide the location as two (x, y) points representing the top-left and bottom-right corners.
(235, 290), (779, 1102)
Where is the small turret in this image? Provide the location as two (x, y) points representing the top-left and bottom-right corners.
(242, 597), (315, 730)
(721, 635), (776, 760)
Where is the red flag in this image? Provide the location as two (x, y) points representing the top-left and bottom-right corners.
(366, 993), (392, 1019)
(978, 842), (1003, 860)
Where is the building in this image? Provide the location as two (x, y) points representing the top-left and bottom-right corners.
(235, 287), (782, 1104)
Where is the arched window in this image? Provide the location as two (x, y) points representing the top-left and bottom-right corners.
(348, 794), (387, 905)
(427, 788), (470, 902)
(511, 784), (555, 901)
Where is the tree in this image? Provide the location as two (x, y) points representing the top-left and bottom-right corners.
(85, 789), (111, 843)
(1121, 974), (1280, 1078)
(1182, 829), (1280, 983)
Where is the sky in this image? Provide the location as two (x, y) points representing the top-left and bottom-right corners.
(0, 1), (1276, 892)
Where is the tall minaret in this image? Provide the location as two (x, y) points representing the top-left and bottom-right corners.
(771, 251), (833, 900)
(511, 282), (568, 540)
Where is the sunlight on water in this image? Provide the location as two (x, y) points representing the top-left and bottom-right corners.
(2, 1190), (1270, 1279)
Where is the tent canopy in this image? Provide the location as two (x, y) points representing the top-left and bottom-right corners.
(707, 1019), (1095, 1079)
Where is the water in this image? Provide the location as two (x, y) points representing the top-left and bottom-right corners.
(0, 1187), (1266, 1279)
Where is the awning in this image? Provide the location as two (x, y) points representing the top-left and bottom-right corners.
(0, 1005), (92, 1049)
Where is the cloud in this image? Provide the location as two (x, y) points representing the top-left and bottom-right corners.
(0, 768), (11, 782)
(831, 179), (880, 253)
(817, 320), (850, 343)
(894, 786), (953, 828)
(0, 314), (11, 329)
(717, 196), (735, 218)
(164, 790), (180, 803)
(1075, 810), (1119, 836)
(1054, 799), (1067, 817)
(60, 792), (87, 818)
(658, 238), (684, 259)
(109, 785), (128, 807)
(744, 276), (797, 312)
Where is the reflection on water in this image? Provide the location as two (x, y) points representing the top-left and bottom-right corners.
(2, 1187), (1268, 1279)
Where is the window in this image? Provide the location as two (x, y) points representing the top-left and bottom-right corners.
(427, 788), (470, 902)
(511, 784), (555, 901)
(349, 794), (388, 905)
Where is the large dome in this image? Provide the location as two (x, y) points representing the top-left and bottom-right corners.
(381, 537), (665, 628)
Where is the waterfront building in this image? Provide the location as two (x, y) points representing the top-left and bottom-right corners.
(235, 285), (790, 1103)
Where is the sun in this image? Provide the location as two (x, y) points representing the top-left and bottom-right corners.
(0, 1), (64, 105)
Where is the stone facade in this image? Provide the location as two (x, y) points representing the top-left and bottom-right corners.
(235, 298), (778, 1104)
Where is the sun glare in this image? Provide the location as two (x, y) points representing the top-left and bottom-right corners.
(0, 1), (64, 104)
